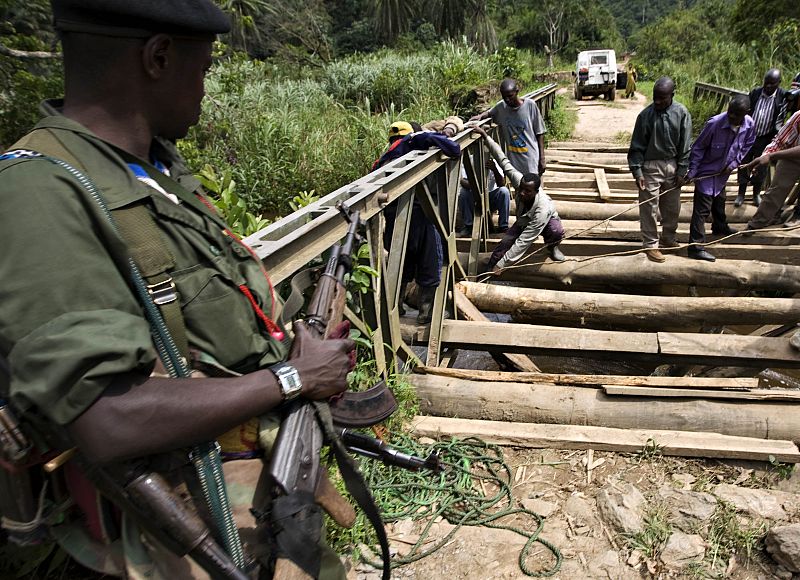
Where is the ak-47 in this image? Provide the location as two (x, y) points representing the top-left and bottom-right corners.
(267, 203), (434, 580)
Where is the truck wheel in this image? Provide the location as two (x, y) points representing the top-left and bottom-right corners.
(607, 88), (616, 102)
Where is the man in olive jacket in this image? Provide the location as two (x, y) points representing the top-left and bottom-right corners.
(0, 1), (353, 577)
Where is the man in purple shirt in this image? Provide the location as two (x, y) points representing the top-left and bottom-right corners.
(686, 96), (755, 261)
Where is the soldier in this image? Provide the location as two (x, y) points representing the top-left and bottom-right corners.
(0, 1), (354, 578)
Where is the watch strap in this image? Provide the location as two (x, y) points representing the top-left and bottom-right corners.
(270, 362), (303, 401)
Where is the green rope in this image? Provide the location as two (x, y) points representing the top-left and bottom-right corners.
(357, 435), (562, 576)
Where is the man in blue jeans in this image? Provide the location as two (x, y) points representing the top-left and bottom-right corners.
(457, 158), (511, 237)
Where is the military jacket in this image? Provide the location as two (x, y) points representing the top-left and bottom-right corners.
(0, 101), (286, 426)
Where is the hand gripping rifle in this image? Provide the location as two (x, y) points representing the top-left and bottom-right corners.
(267, 203), (405, 579)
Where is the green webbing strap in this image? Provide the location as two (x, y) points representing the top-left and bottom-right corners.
(112, 205), (190, 362)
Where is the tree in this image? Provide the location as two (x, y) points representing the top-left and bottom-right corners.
(215, 0), (269, 52)
(541, 0), (566, 67)
(373, 0), (416, 41)
(730, 0), (795, 44)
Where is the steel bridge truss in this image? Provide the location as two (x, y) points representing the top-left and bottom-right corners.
(244, 85), (558, 373)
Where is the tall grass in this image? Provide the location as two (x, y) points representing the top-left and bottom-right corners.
(181, 41), (557, 216)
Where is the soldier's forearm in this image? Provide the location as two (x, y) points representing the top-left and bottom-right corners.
(68, 369), (283, 464)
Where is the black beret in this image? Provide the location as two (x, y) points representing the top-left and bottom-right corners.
(51, 0), (231, 37)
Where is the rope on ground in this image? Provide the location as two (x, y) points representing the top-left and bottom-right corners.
(357, 434), (562, 577)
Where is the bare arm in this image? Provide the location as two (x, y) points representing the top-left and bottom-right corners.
(68, 324), (353, 463)
(743, 145), (800, 171)
(537, 133), (546, 174)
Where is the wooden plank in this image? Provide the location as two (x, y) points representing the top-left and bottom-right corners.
(416, 366), (760, 389)
(442, 319), (658, 353)
(594, 168), (611, 201)
(603, 385), (800, 401)
(439, 320), (800, 367)
(547, 142), (630, 153)
(452, 287), (540, 372)
(456, 241), (800, 266)
(410, 416), (800, 463)
(488, 254), (800, 294)
(657, 332), (800, 365)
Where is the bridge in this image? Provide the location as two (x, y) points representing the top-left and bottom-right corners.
(244, 83), (800, 463)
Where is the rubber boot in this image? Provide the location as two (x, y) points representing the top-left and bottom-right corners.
(734, 186), (745, 207)
(416, 285), (437, 325)
(548, 244), (566, 262)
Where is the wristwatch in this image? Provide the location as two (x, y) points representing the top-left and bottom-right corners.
(270, 362), (303, 401)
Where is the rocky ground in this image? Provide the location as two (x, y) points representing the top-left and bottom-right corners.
(349, 447), (800, 579)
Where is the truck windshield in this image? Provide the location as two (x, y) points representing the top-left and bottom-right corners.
(590, 55), (608, 65)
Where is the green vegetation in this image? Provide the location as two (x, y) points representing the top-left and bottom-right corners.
(181, 42), (553, 216)
(627, 504), (672, 558)
(705, 500), (768, 573)
(629, 0), (800, 131)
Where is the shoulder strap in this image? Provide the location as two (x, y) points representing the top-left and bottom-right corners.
(111, 205), (189, 362)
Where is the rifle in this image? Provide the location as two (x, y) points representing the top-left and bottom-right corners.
(267, 203), (401, 579)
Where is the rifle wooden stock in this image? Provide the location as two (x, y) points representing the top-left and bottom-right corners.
(315, 472), (356, 528)
(274, 557), (314, 580)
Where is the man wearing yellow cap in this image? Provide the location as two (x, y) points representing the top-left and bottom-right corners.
(372, 120), (461, 323)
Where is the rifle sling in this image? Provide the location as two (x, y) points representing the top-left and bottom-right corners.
(111, 204), (190, 363)
(313, 401), (391, 580)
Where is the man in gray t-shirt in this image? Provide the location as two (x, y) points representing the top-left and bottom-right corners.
(470, 78), (547, 175)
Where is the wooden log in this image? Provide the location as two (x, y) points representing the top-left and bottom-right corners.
(410, 416), (800, 463)
(557, 219), (800, 244)
(456, 282), (800, 329)
(416, 366), (760, 389)
(409, 373), (800, 441)
(602, 385), (800, 401)
(547, 142), (630, 153)
(456, 241), (800, 266)
(488, 255), (800, 293)
(452, 288), (540, 372)
(552, 200), (756, 222)
(439, 320), (800, 368)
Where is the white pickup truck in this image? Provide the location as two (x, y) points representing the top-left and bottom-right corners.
(573, 49), (618, 101)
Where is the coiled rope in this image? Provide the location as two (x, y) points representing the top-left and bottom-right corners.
(356, 435), (562, 577)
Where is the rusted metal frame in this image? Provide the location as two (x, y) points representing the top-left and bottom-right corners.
(384, 190), (414, 330)
(694, 82), (747, 114)
(244, 147), (470, 285)
(351, 218), (388, 375)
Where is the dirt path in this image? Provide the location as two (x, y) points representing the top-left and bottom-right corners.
(569, 91), (647, 143)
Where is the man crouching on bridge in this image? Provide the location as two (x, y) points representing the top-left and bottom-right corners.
(470, 125), (565, 275)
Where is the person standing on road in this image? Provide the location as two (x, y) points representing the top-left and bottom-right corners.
(625, 62), (637, 99)
(735, 69), (786, 207)
(469, 78), (547, 177)
(627, 77), (692, 263)
(685, 95), (755, 262)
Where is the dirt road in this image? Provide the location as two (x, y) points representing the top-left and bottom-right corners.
(570, 91), (647, 143)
